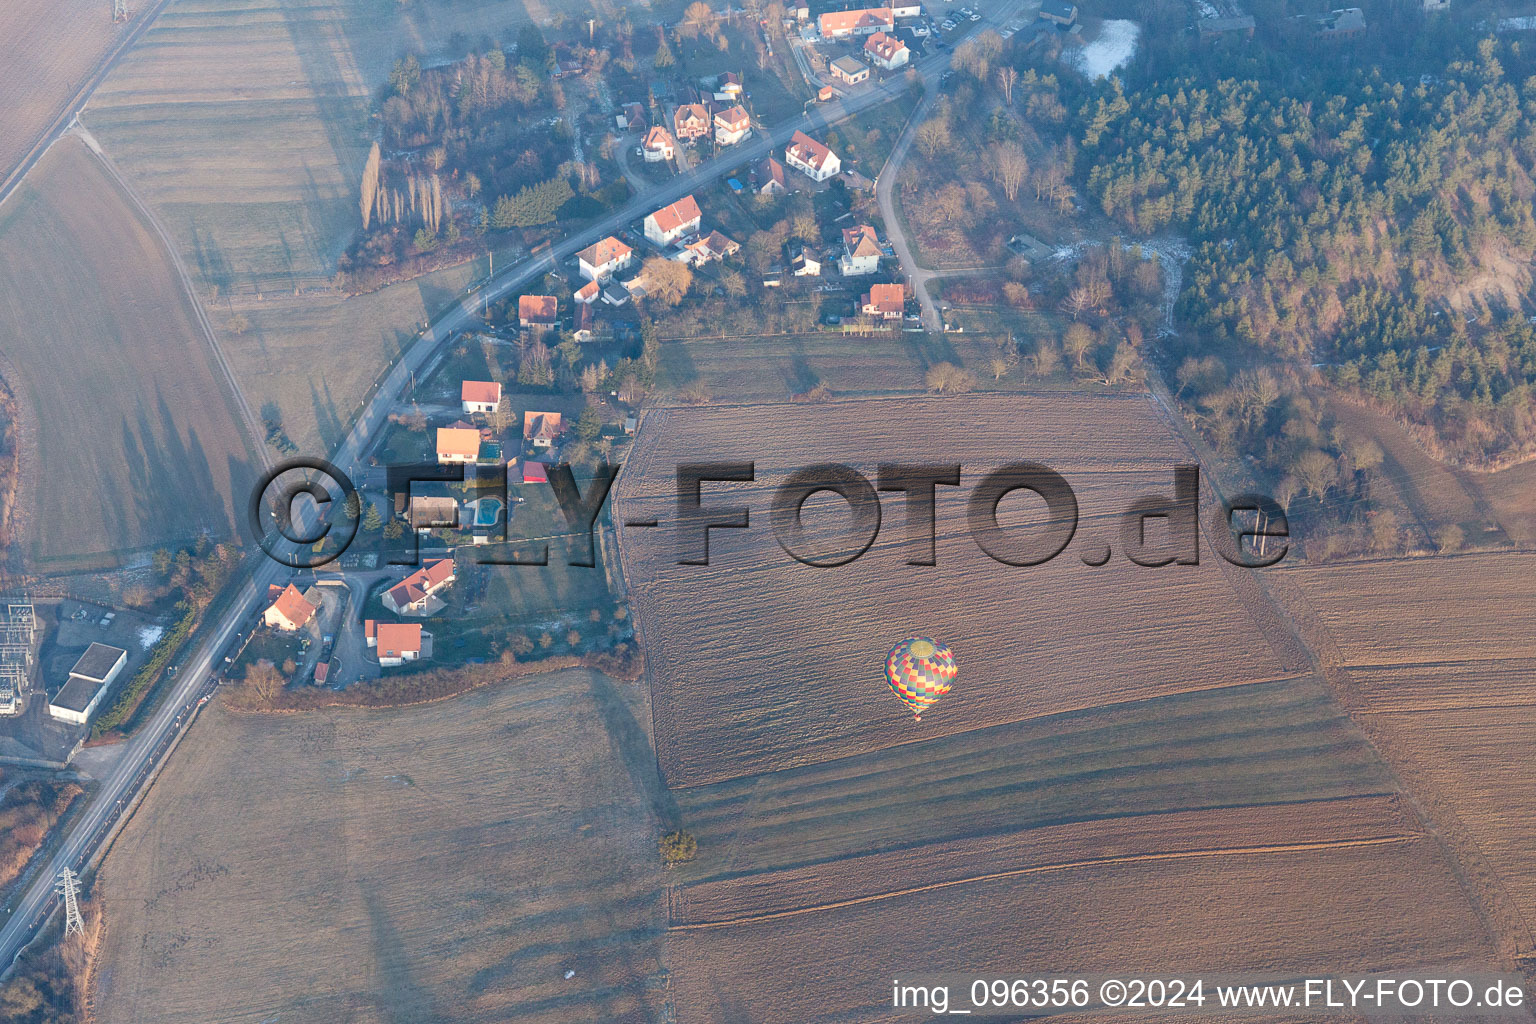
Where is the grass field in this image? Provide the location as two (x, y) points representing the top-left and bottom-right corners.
(0, 0), (122, 189)
(93, 670), (669, 1024)
(614, 394), (1306, 787)
(0, 138), (258, 569)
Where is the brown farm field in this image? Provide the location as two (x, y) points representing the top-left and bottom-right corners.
(1280, 553), (1536, 958)
(0, 137), (258, 569)
(613, 394), (1308, 787)
(0, 0), (122, 192)
(93, 670), (670, 1024)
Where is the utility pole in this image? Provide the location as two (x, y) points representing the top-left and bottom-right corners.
(56, 868), (84, 938)
(112, 0), (129, 21)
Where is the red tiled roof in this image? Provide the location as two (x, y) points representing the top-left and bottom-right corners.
(386, 557), (455, 610)
(756, 156), (787, 189)
(714, 104), (749, 130)
(461, 380), (501, 405)
(843, 224), (882, 258)
(521, 460), (550, 484)
(645, 125), (675, 151)
(864, 30), (908, 60)
(523, 410), (564, 441)
(518, 294), (558, 323)
(673, 103), (711, 134)
(267, 583), (318, 628)
(375, 622), (422, 658)
(647, 195), (702, 236)
(436, 427), (481, 459)
(864, 282), (905, 315)
(819, 7), (893, 35)
(577, 236), (633, 269)
(575, 280), (600, 302)
(787, 130), (836, 171)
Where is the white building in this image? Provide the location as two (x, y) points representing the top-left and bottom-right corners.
(839, 224), (883, 276)
(644, 195), (703, 246)
(48, 643), (128, 726)
(785, 130), (841, 181)
(460, 380), (501, 415)
(713, 105), (752, 146)
(576, 236), (635, 282)
(864, 30), (910, 69)
(365, 621), (425, 667)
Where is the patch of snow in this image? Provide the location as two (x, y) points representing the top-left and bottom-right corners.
(1051, 236), (1192, 336)
(1068, 19), (1140, 80)
(1194, 0), (1220, 18)
(1497, 15), (1536, 30)
(138, 625), (164, 649)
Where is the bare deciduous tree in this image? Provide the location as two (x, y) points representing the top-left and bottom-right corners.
(359, 142), (381, 230)
(987, 141), (1029, 201)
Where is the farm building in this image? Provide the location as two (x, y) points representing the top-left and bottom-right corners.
(785, 131), (841, 181)
(436, 426), (482, 464)
(460, 380), (501, 415)
(47, 643), (128, 725)
(829, 55), (870, 85)
(864, 30), (910, 68)
(818, 6), (894, 37)
(577, 236), (634, 282)
(714, 105), (752, 145)
(518, 295), (558, 330)
(840, 224), (883, 276)
(263, 583), (321, 631)
(645, 194), (704, 246)
(364, 621), (425, 667)
(524, 410), (564, 449)
(382, 557), (457, 615)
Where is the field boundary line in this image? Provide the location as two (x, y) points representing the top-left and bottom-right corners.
(668, 834), (1416, 931)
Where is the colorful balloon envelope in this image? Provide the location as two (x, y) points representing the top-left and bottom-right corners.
(884, 637), (956, 721)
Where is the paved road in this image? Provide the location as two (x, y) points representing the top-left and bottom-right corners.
(0, 0), (1025, 975)
(875, 79), (946, 331)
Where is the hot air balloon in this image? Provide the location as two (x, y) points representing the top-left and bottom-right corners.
(884, 637), (956, 721)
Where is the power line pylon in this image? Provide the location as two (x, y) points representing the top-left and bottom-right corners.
(56, 868), (85, 938)
(113, 0), (129, 22)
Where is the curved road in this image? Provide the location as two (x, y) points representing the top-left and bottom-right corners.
(0, 0), (1025, 975)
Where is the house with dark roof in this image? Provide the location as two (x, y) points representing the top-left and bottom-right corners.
(47, 643), (128, 725)
(1037, 0), (1078, 26)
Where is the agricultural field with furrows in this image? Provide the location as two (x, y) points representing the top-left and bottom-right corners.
(92, 670), (668, 1024)
(0, 0), (121, 191)
(666, 677), (1393, 896)
(1283, 553), (1536, 951)
(0, 138), (257, 569)
(668, 828), (1494, 1024)
(613, 395), (1307, 787)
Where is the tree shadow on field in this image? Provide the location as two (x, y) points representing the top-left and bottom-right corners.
(783, 342), (819, 395)
(188, 222), (233, 295)
(311, 376), (345, 454)
(416, 275), (462, 335)
(362, 888), (445, 1024)
(589, 673), (678, 833)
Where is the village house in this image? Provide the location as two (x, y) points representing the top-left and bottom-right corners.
(1197, 14), (1256, 39)
(518, 294), (558, 330)
(264, 583), (322, 631)
(680, 230), (741, 265)
(785, 130), (841, 181)
(1315, 7), (1365, 38)
(408, 494), (459, 530)
(365, 620), (425, 667)
(382, 557), (456, 615)
(755, 156), (789, 195)
(830, 55), (870, 86)
(460, 380), (501, 415)
(818, 6), (894, 38)
(840, 224), (883, 276)
(862, 282), (906, 319)
(645, 194), (703, 246)
(574, 279), (600, 305)
(864, 30), (910, 69)
(791, 243), (822, 276)
(643, 125), (676, 162)
(436, 426), (482, 465)
(673, 103), (712, 142)
(1037, 0), (1078, 25)
(524, 410), (564, 450)
(620, 101), (646, 129)
(577, 236), (634, 281)
(890, 1), (923, 16)
(713, 105), (752, 146)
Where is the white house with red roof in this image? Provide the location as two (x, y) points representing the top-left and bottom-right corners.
(264, 583), (322, 631)
(785, 130), (841, 181)
(862, 282), (906, 319)
(644, 195), (703, 246)
(643, 125), (676, 162)
(840, 224), (883, 276)
(577, 236), (634, 282)
(755, 156), (788, 195)
(574, 280), (600, 304)
(461, 380), (501, 415)
(818, 6), (894, 37)
(365, 620), (426, 666)
(382, 557), (456, 615)
(673, 103), (712, 142)
(523, 410), (564, 449)
(518, 294), (558, 330)
(864, 30), (910, 69)
(713, 105), (752, 146)
(436, 426), (482, 464)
